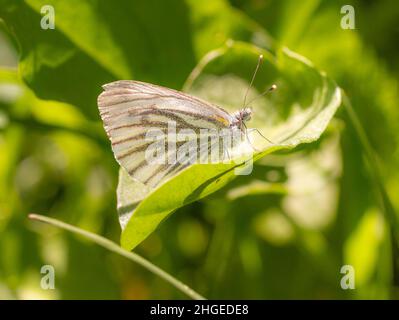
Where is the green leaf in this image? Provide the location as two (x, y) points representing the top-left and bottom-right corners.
(118, 41), (341, 250)
(0, 0), (196, 118)
(0, 0), (269, 120)
(344, 207), (385, 290)
(186, 0), (274, 58)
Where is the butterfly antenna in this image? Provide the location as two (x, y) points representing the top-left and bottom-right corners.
(243, 54), (264, 108)
(245, 84), (277, 107)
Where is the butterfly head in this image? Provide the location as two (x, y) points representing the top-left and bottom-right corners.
(231, 107), (252, 129)
(240, 107), (252, 122)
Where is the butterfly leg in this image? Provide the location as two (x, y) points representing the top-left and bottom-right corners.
(242, 123), (260, 152)
(247, 128), (275, 144)
(245, 131), (259, 152)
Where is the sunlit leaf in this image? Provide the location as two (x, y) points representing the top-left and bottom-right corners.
(118, 41), (341, 250)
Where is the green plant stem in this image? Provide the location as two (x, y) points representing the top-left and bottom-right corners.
(343, 93), (399, 286)
(28, 213), (206, 300)
(343, 94), (399, 233)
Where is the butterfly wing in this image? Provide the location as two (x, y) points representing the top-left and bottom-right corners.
(98, 80), (233, 188)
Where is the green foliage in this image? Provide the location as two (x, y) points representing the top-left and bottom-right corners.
(118, 42), (340, 250)
(0, 0), (398, 299)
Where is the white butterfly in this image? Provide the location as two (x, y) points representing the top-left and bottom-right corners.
(98, 58), (275, 188)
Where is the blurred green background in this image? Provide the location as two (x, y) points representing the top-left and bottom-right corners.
(1, 0), (399, 299)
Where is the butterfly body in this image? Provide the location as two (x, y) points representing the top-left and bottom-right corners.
(231, 107), (252, 131)
(98, 80), (252, 187)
